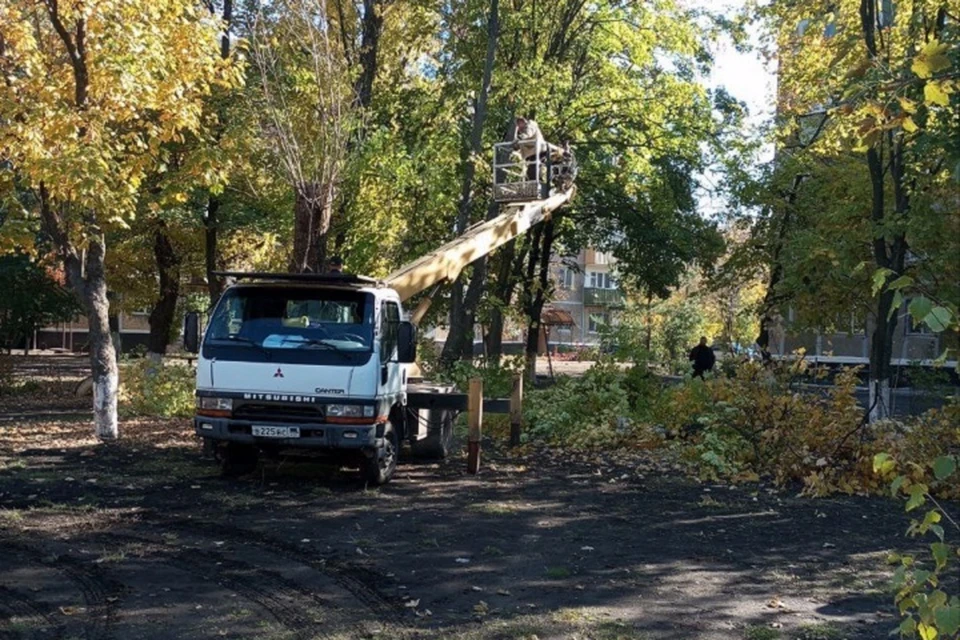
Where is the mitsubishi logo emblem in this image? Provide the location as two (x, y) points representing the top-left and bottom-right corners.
(273, 367), (284, 378)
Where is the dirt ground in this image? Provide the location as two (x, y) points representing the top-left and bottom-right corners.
(0, 356), (929, 640)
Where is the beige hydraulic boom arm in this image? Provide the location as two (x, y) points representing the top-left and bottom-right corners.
(384, 187), (574, 324)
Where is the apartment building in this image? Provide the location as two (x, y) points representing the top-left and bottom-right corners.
(546, 248), (625, 346)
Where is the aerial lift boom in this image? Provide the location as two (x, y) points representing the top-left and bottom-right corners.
(385, 139), (576, 325)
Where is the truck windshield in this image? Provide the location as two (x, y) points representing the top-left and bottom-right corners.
(206, 287), (374, 354)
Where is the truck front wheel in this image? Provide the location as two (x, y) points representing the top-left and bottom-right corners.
(362, 423), (397, 486)
(219, 443), (258, 477)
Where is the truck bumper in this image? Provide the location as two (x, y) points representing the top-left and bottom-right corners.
(194, 417), (378, 451)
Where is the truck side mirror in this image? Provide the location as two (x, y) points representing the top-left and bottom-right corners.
(183, 311), (200, 354)
(397, 321), (417, 363)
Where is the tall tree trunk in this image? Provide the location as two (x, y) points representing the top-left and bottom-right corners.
(38, 192), (119, 439)
(756, 173), (805, 361)
(328, 0), (384, 264)
(859, 2), (909, 423)
(32, 3), (118, 438)
(148, 222), (182, 359)
(644, 290), (652, 353)
(484, 238), (519, 363)
(83, 236), (119, 439)
(865, 137), (908, 423)
(441, 0), (500, 367)
(203, 0), (232, 306)
(204, 197), (223, 305)
(524, 219), (556, 383)
(356, 0), (383, 111)
(290, 182), (335, 273)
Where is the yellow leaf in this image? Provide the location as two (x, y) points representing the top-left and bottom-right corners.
(912, 39), (952, 79)
(898, 96), (918, 114)
(902, 117), (918, 133)
(918, 622), (937, 640)
(924, 82), (950, 107)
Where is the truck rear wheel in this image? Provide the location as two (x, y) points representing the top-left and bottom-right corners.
(220, 443), (258, 477)
(362, 423), (397, 486)
(410, 411), (454, 460)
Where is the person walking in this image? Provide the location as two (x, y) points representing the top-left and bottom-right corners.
(328, 256), (343, 274)
(688, 336), (716, 379)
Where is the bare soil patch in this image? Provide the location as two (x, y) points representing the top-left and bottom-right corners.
(0, 408), (923, 640)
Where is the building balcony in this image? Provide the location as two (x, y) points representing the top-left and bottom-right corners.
(583, 287), (625, 307)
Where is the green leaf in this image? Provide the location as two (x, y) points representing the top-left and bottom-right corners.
(930, 542), (950, 571)
(889, 275), (914, 290)
(890, 291), (904, 320)
(936, 604), (960, 637)
(930, 524), (944, 542)
(872, 268), (894, 295)
(891, 474), (907, 497)
(910, 297), (934, 324)
(932, 456), (956, 480)
(900, 617), (917, 635)
(924, 307), (954, 333)
(874, 452), (896, 474)
(906, 484), (928, 512)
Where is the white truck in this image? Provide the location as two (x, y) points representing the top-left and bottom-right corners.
(184, 142), (575, 484)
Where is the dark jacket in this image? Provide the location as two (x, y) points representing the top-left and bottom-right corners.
(689, 344), (716, 372)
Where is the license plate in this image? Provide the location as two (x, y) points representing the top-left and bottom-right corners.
(251, 425), (300, 438)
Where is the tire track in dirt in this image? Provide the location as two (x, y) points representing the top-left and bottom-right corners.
(0, 539), (122, 640)
(99, 530), (384, 640)
(0, 585), (64, 640)
(147, 517), (411, 636)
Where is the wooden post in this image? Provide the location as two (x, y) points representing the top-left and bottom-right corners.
(509, 373), (523, 447)
(467, 377), (483, 474)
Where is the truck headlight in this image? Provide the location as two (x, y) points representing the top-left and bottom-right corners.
(326, 404), (375, 418)
(197, 397), (233, 416)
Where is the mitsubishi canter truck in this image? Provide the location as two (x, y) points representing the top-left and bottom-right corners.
(183, 140), (576, 484)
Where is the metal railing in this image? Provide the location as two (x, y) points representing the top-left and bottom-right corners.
(492, 141), (577, 203)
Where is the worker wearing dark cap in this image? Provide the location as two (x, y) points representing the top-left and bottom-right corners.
(328, 256), (343, 274)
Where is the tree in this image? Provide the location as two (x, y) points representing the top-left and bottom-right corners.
(247, 0), (356, 274)
(441, 0), (500, 366)
(0, 254), (79, 354)
(0, 0), (241, 437)
(763, 0), (958, 420)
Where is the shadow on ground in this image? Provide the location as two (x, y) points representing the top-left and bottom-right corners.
(0, 417), (918, 640)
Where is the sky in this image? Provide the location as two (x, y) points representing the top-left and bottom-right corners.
(690, 0), (777, 217)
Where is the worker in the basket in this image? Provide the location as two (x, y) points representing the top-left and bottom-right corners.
(513, 116), (546, 181)
(328, 256), (344, 274)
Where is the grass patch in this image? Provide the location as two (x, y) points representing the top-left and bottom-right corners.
(744, 626), (781, 640)
(0, 508), (23, 521)
(697, 495), (726, 508)
(793, 624), (844, 640)
(545, 566), (571, 579)
(482, 545), (504, 556)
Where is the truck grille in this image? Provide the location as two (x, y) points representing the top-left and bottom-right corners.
(233, 404), (325, 424)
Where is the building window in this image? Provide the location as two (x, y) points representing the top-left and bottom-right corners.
(559, 267), (575, 290)
(587, 271), (615, 290)
(132, 307), (150, 316)
(588, 312), (609, 334)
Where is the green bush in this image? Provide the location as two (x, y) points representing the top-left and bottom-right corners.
(524, 359), (639, 448)
(120, 357), (195, 418)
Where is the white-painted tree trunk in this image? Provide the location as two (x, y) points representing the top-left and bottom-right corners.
(93, 371), (119, 439)
(868, 378), (891, 423)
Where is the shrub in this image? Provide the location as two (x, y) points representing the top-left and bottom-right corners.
(120, 357), (195, 418)
(654, 360), (960, 497)
(875, 452), (959, 639)
(524, 359), (640, 448)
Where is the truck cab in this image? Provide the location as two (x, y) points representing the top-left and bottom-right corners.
(185, 274), (417, 485)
